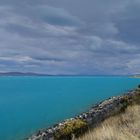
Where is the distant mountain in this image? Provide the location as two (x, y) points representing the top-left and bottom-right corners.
(0, 72), (136, 77)
(0, 72), (50, 76)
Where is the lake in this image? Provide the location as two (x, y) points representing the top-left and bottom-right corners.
(0, 76), (140, 140)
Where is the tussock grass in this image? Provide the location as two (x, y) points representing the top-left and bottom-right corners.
(76, 105), (140, 140)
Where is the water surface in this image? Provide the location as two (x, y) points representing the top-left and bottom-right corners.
(0, 76), (140, 140)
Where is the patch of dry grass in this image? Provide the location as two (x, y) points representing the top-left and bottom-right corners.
(76, 105), (140, 140)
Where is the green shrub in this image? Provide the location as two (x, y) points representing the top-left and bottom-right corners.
(120, 97), (130, 112)
(54, 119), (88, 140)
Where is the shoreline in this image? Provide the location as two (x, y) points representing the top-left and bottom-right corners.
(27, 86), (140, 140)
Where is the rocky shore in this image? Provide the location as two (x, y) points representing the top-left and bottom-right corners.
(27, 86), (140, 140)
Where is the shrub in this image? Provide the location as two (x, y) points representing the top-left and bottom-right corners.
(54, 119), (88, 140)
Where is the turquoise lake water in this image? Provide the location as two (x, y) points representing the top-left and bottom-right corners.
(0, 76), (140, 140)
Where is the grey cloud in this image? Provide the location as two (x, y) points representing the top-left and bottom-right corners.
(33, 56), (64, 62)
(35, 6), (83, 26)
(0, 0), (140, 75)
(2, 23), (48, 38)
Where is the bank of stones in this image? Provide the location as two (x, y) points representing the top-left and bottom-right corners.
(27, 86), (140, 140)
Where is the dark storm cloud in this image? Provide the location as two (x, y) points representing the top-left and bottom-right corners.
(0, 0), (140, 75)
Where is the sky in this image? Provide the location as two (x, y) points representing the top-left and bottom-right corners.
(0, 0), (140, 75)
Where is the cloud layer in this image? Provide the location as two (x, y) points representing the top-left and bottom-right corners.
(0, 0), (140, 75)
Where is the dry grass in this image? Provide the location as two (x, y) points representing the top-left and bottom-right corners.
(76, 105), (140, 140)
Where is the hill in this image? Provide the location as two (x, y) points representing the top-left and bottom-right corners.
(0, 72), (49, 76)
(76, 104), (140, 140)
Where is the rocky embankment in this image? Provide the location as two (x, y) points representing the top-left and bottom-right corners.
(27, 86), (140, 140)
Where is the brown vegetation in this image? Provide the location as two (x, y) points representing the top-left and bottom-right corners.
(76, 105), (140, 140)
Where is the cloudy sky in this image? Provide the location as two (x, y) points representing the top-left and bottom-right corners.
(0, 0), (140, 75)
